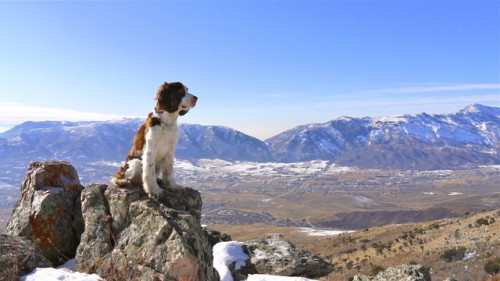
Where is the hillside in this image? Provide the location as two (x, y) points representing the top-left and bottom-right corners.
(213, 209), (500, 281)
(267, 104), (500, 169)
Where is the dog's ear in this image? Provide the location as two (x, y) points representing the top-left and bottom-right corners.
(155, 82), (183, 113)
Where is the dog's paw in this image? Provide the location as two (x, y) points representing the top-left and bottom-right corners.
(145, 183), (163, 196)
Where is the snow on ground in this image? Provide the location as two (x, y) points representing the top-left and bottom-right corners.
(213, 241), (320, 281)
(247, 275), (317, 281)
(297, 227), (354, 236)
(175, 159), (352, 177)
(448, 192), (463, 196)
(21, 251), (320, 281)
(213, 241), (250, 281)
(463, 251), (477, 260)
(353, 196), (373, 203)
(20, 259), (103, 281)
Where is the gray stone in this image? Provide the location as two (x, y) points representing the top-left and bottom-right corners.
(203, 227), (232, 247)
(352, 264), (431, 281)
(245, 233), (334, 278)
(0, 234), (51, 278)
(4, 161), (84, 266)
(76, 184), (219, 281)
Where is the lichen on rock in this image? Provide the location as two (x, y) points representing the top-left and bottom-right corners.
(245, 233), (334, 278)
(76, 183), (219, 281)
(4, 161), (84, 266)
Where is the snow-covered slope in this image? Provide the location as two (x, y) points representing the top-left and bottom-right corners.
(266, 104), (500, 169)
(178, 124), (274, 162)
(0, 119), (144, 163)
(0, 119), (273, 163)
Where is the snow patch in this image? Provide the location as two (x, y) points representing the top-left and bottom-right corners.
(448, 192), (462, 196)
(20, 259), (102, 281)
(247, 275), (317, 281)
(297, 227), (354, 236)
(373, 115), (408, 123)
(213, 241), (250, 281)
(353, 196), (373, 203)
(463, 251), (477, 260)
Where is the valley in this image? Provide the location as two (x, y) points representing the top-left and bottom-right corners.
(1, 159), (498, 232)
(178, 160), (500, 229)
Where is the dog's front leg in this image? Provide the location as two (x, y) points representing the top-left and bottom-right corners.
(161, 153), (177, 189)
(142, 133), (163, 196)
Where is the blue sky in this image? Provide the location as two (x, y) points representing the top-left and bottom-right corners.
(0, 1), (499, 140)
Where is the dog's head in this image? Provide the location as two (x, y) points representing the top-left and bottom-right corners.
(155, 82), (198, 116)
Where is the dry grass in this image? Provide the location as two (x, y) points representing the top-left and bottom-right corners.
(210, 210), (500, 281)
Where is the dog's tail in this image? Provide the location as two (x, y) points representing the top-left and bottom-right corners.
(111, 176), (132, 186)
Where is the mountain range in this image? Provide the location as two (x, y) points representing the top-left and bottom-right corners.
(0, 104), (498, 170)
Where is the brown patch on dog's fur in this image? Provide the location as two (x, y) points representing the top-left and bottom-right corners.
(113, 113), (161, 180)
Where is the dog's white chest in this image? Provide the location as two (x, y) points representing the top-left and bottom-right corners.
(147, 124), (178, 159)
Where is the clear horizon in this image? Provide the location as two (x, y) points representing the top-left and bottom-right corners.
(1, 1), (499, 140)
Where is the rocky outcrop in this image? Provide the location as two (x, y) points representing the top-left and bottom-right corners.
(203, 227), (233, 247)
(4, 161), (84, 266)
(0, 234), (51, 277)
(352, 264), (431, 281)
(76, 183), (219, 281)
(244, 233), (334, 278)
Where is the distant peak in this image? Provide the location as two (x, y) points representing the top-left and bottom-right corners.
(461, 103), (499, 115)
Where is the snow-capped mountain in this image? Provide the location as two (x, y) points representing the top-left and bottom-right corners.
(177, 124), (274, 162)
(0, 104), (498, 171)
(0, 119), (145, 163)
(266, 104), (500, 169)
(0, 119), (272, 163)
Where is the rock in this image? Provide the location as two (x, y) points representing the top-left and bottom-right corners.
(4, 161), (84, 266)
(76, 183), (219, 281)
(203, 227), (232, 247)
(245, 233), (334, 278)
(0, 234), (51, 278)
(352, 264), (431, 281)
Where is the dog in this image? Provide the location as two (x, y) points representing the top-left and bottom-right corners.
(112, 82), (197, 195)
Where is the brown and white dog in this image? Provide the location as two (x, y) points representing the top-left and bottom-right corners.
(112, 82), (197, 195)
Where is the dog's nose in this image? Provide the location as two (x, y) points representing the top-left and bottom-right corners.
(192, 95), (198, 106)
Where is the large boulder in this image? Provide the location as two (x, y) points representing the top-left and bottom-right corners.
(245, 233), (334, 278)
(352, 264), (431, 281)
(4, 161), (84, 266)
(76, 183), (219, 281)
(0, 234), (51, 278)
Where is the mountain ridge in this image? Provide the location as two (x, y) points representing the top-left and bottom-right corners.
(0, 104), (498, 170)
(266, 103), (499, 169)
